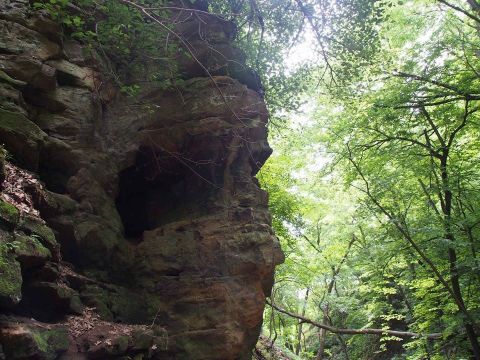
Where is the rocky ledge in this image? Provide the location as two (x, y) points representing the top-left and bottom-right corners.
(0, 1), (283, 359)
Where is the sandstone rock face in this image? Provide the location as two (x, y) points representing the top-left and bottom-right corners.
(0, 2), (283, 359)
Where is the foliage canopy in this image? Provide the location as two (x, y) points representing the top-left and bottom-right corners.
(257, 0), (480, 359)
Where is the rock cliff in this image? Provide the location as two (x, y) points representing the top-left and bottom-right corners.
(0, 1), (284, 359)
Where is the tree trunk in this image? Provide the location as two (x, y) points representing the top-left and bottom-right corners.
(315, 306), (330, 360)
(440, 154), (480, 359)
(315, 238), (356, 360)
(316, 277), (336, 360)
(295, 288), (310, 355)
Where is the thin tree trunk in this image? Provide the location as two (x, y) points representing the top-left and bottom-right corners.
(335, 334), (350, 360)
(347, 145), (479, 357)
(315, 237), (356, 359)
(440, 153), (480, 359)
(295, 288), (310, 355)
(316, 282), (334, 360)
(315, 306), (330, 360)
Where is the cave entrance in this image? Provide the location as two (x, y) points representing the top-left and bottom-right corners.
(115, 146), (219, 241)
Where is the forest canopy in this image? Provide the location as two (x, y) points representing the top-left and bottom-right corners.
(249, 0), (480, 359)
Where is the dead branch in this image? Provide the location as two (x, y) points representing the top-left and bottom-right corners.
(267, 300), (442, 339)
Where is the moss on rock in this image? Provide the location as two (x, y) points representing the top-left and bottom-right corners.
(13, 234), (52, 269)
(0, 323), (69, 360)
(31, 327), (69, 359)
(0, 245), (22, 307)
(0, 199), (19, 226)
(18, 215), (59, 258)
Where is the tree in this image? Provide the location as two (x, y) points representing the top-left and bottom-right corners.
(322, 0), (480, 356)
(262, 0), (480, 358)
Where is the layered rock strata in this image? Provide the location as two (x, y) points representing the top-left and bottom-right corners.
(0, 1), (283, 359)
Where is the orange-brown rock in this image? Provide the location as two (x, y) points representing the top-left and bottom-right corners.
(0, 1), (283, 359)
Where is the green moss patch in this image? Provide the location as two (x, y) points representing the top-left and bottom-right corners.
(0, 109), (44, 141)
(19, 216), (58, 253)
(0, 200), (20, 226)
(13, 234), (51, 269)
(31, 327), (69, 358)
(0, 246), (22, 307)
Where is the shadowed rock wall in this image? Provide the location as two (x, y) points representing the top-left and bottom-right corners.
(0, 1), (283, 359)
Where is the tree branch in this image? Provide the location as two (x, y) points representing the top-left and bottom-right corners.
(420, 106), (446, 149)
(345, 144), (476, 325)
(294, 0), (337, 82)
(447, 100), (476, 149)
(438, 0), (480, 25)
(363, 126), (442, 158)
(267, 300), (442, 339)
(393, 71), (480, 98)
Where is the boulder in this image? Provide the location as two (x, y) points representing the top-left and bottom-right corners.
(63, 39), (100, 67)
(0, 1), (284, 358)
(0, 322), (69, 360)
(18, 215), (59, 259)
(47, 59), (100, 91)
(0, 0), (29, 23)
(0, 108), (46, 170)
(0, 82), (27, 115)
(13, 233), (52, 269)
(0, 69), (26, 87)
(34, 189), (78, 220)
(0, 55), (57, 91)
(0, 19), (61, 60)
(23, 282), (83, 319)
(26, 13), (63, 41)
(23, 86), (94, 116)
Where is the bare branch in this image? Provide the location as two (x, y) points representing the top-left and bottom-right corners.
(267, 300), (442, 339)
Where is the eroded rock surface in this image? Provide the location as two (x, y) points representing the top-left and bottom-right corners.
(0, 1), (283, 359)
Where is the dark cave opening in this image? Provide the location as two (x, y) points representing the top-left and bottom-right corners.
(115, 149), (181, 239)
(115, 147), (220, 240)
(115, 169), (151, 239)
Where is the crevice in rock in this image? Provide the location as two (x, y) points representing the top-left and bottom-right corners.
(56, 71), (78, 87)
(115, 146), (218, 241)
(37, 165), (69, 194)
